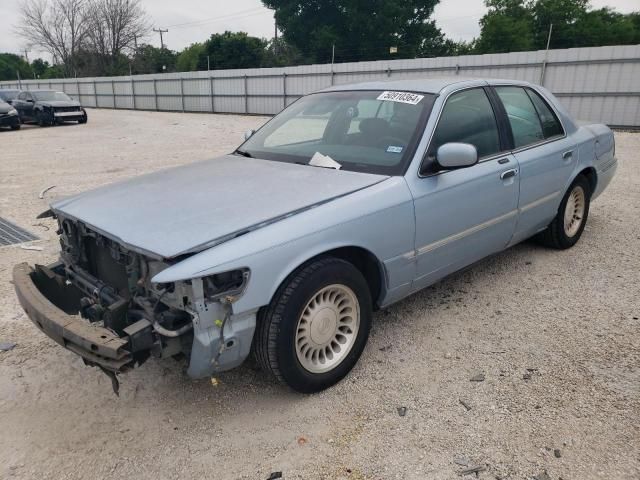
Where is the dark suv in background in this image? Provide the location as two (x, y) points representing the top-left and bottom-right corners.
(13, 90), (87, 126)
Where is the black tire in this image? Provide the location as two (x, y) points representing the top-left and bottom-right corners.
(537, 175), (591, 249)
(255, 257), (373, 393)
(36, 110), (51, 127)
(78, 111), (88, 124)
(10, 124), (20, 130)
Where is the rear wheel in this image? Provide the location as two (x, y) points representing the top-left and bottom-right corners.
(537, 175), (591, 249)
(10, 124), (20, 130)
(255, 257), (372, 393)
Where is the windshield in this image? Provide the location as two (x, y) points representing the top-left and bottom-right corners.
(0, 90), (19, 101)
(33, 91), (72, 102)
(238, 90), (434, 175)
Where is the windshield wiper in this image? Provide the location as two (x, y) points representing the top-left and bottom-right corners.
(235, 149), (253, 158)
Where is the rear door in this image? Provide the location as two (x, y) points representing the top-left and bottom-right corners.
(492, 86), (575, 244)
(407, 87), (520, 290)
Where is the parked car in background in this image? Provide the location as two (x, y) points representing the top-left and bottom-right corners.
(0, 89), (20, 105)
(13, 78), (617, 394)
(12, 90), (87, 126)
(0, 99), (20, 130)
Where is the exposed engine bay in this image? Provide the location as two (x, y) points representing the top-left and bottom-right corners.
(24, 214), (254, 394)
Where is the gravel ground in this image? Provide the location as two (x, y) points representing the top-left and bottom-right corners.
(0, 109), (638, 480)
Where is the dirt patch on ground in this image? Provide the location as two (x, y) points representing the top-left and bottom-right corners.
(0, 109), (638, 479)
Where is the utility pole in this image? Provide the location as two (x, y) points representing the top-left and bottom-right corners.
(274, 16), (278, 57)
(540, 23), (553, 85)
(545, 23), (554, 52)
(153, 28), (168, 49)
(331, 44), (335, 66)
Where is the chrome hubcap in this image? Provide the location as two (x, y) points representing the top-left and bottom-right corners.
(295, 284), (360, 374)
(564, 186), (586, 238)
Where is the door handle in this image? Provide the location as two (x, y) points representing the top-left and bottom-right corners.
(500, 169), (518, 180)
(562, 150), (574, 160)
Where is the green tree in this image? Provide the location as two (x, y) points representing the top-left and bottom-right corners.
(532, 0), (589, 48)
(0, 53), (33, 81)
(203, 31), (267, 70)
(131, 45), (177, 74)
(262, 0), (445, 63)
(177, 43), (206, 71)
(475, 0), (536, 53)
(475, 0), (640, 53)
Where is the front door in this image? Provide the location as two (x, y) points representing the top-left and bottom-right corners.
(407, 87), (520, 290)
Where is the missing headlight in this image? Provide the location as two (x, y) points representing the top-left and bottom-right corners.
(202, 268), (250, 300)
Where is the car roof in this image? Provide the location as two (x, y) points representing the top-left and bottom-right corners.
(322, 77), (533, 95)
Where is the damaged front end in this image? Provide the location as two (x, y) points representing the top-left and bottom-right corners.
(13, 215), (255, 394)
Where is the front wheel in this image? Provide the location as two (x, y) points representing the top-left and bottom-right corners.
(255, 257), (372, 393)
(36, 110), (52, 127)
(537, 175), (591, 249)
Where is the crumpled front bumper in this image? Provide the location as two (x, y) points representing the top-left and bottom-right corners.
(12, 262), (133, 372)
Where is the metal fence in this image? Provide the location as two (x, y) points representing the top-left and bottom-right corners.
(2, 44), (639, 127)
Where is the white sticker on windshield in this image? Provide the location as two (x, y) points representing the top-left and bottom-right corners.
(387, 146), (404, 153)
(377, 91), (424, 105)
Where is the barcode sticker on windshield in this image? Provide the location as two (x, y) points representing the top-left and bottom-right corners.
(377, 91), (424, 105)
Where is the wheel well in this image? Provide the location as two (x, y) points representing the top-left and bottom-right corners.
(579, 167), (597, 195)
(287, 247), (383, 309)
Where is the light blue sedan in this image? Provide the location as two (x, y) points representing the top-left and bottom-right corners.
(14, 78), (617, 394)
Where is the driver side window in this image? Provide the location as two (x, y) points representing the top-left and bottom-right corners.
(427, 88), (502, 164)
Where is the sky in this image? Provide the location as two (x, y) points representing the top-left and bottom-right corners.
(0, 0), (637, 59)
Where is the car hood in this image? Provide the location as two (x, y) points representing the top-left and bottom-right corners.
(38, 100), (81, 108)
(51, 155), (388, 259)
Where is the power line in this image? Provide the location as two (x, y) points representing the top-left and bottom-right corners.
(161, 7), (269, 30)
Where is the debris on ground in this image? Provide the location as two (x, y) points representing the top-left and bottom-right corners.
(38, 185), (56, 199)
(459, 464), (486, 476)
(470, 373), (485, 382)
(523, 372), (533, 380)
(379, 344), (392, 352)
(267, 472), (283, 480)
(19, 245), (43, 251)
(459, 399), (472, 411)
(0, 342), (17, 351)
(397, 406), (407, 417)
(297, 436), (307, 446)
(454, 456), (470, 466)
(533, 471), (552, 480)
(32, 222), (50, 231)
(554, 449), (562, 458)
(210, 377), (219, 387)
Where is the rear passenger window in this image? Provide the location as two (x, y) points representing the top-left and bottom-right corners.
(429, 88), (501, 160)
(495, 86), (545, 148)
(525, 89), (564, 139)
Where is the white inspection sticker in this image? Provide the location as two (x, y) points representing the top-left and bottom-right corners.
(386, 146), (404, 153)
(377, 91), (424, 105)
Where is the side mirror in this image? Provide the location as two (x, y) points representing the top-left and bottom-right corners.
(436, 143), (478, 170)
(244, 129), (255, 141)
